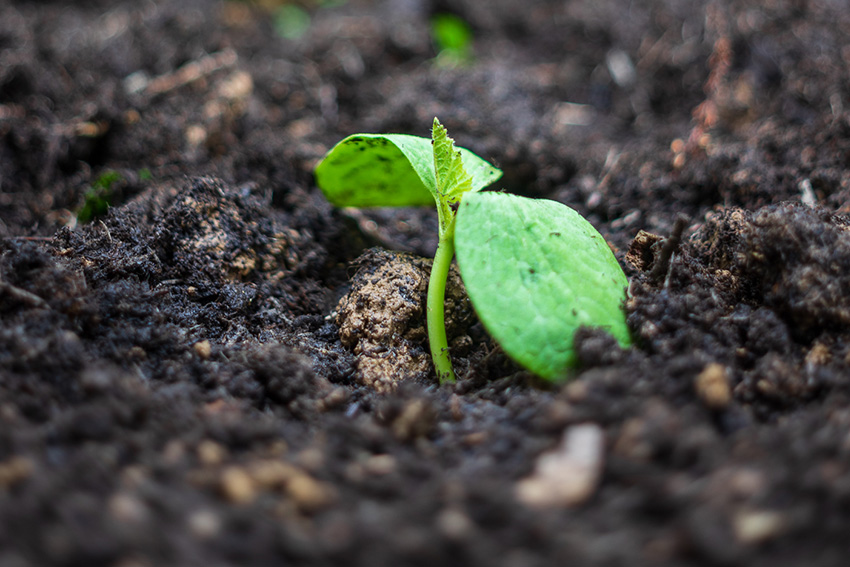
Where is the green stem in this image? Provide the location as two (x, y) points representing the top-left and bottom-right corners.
(427, 231), (456, 383)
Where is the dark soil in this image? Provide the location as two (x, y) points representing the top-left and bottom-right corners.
(3, 0), (850, 565)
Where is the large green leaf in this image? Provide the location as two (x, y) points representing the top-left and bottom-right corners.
(454, 191), (631, 380)
(314, 132), (502, 208)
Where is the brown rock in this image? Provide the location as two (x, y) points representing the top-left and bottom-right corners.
(287, 473), (336, 513)
(695, 363), (732, 409)
(197, 440), (227, 466)
(516, 424), (605, 508)
(220, 466), (256, 505)
(0, 456), (33, 489)
(335, 248), (473, 392)
(193, 340), (212, 359)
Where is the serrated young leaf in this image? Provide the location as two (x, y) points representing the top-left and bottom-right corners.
(432, 118), (473, 202)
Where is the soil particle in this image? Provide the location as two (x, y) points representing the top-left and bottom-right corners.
(389, 398), (437, 442)
(238, 342), (320, 416)
(694, 204), (850, 337)
(695, 363), (732, 410)
(732, 508), (789, 546)
(516, 423), (605, 508)
(625, 229), (664, 272)
(335, 248), (473, 392)
(0, 456), (34, 490)
(219, 466), (257, 505)
(285, 472), (338, 513)
(151, 177), (294, 283)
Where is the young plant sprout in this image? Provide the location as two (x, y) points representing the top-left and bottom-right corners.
(77, 170), (122, 224)
(315, 118), (631, 383)
(430, 13), (474, 65)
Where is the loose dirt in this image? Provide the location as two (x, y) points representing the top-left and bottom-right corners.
(3, 1), (850, 565)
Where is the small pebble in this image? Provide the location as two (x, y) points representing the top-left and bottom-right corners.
(295, 448), (325, 472)
(516, 423), (605, 508)
(249, 460), (298, 489)
(805, 342), (830, 367)
(319, 387), (348, 411)
(194, 340), (212, 360)
(188, 509), (222, 539)
(185, 124), (207, 148)
(197, 440), (227, 466)
(287, 473), (336, 512)
(462, 432), (488, 447)
(733, 509), (787, 545)
(120, 465), (148, 489)
(364, 454), (396, 476)
(449, 394), (463, 422)
(392, 399), (435, 441)
(162, 440), (186, 465)
(265, 440), (288, 457)
(695, 363), (731, 409)
(109, 492), (148, 524)
(563, 380), (588, 403)
(0, 456), (34, 489)
(220, 466), (256, 505)
(0, 404), (19, 423)
(727, 468), (766, 498)
(612, 418), (652, 461)
(436, 508), (474, 540)
(127, 345), (146, 361)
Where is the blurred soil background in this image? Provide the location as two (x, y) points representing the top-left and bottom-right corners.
(3, 0), (850, 565)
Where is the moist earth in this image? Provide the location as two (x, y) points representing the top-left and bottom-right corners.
(3, 1), (850, 566)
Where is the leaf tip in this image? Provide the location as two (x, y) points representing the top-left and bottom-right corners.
(432, 116), (446, 139)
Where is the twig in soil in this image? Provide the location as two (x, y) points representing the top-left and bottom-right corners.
(125, 49), (238, 97)
(2, 236), (54, 241)
(649, 214), (689, 285)
(635, 28), (676, 72)
(0, 280), (48, 308)
(595, 148), (622, 192)
(98, 220), (113, 244)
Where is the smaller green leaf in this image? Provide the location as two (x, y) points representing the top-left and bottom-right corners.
(314, 129), (502, 209)
(274, 5), (311, 40)
(77, 170), (122, 224)
(430, 13), (473, 66)
(431, 13), (472, 54)
(454, 192), (631, 380)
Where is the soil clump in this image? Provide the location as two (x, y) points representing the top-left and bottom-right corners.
(3, 1), (850, 565)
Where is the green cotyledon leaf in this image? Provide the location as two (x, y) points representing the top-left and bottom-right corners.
(454, 191), (631, 381)
(314, 131), (501, 208)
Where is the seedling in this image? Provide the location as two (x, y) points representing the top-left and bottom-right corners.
(274, 4), (311, 40)
(269, 1), (348, 41)
(77, 170), (122, 224)
(315, 119), (630, 383)
(430, 13), (473, 65)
